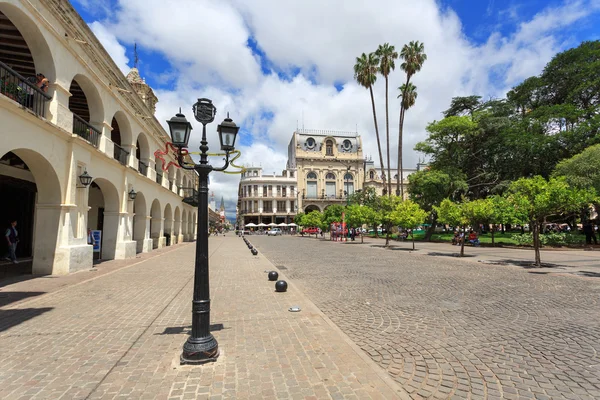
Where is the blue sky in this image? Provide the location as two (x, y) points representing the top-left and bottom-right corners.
(72, 0), (600, 217)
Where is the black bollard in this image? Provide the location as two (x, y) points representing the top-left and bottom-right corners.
(275, 280), (288, 292)
(268, 271), (279, 281)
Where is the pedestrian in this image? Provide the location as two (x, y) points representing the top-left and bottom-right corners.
(3, 219), (19, 264)
(351, 227), (356, 241)
(583, 221), (597, 245)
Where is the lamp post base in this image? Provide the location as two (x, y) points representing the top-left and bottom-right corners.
(180, 334), (219, 365)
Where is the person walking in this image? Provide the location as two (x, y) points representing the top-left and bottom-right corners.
(583, 221), (597, 245)
(4, 219), (19, 264)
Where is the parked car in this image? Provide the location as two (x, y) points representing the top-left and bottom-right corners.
(301, 227), (320, 235)
(267, 228), (282, 236)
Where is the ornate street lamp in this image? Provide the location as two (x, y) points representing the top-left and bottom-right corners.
(128, 189), (137, 201)
(167, 98), (239, 364)
(78, 170), (93, 188)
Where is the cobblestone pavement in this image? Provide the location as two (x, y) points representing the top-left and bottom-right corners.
(0, 237), (404, 400)
(251, 235), (600, 400)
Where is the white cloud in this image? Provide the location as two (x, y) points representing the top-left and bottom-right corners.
(89, 21), (130, 74)
(85, 0), (600, 213)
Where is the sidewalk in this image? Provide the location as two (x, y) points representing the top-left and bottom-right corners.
(0, 236), (407, 399)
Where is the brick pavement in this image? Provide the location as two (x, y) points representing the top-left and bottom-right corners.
(0, 236), (406, 400)
(252, 235), (600, 400)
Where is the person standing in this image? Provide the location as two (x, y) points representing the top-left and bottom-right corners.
(4, 219), (19, 264)
(583, 221), (597, 245)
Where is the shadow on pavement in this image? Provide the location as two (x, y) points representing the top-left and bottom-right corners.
(427, 252), (477, 258)
(0, 291), (47, 307)
(156, 323), (226, 335)
(487, 259), (564, 269)
(0, 307), (53, 333)
(574, 271), (600, 278)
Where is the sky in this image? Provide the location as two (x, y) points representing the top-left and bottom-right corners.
(71, 0), (600, 218)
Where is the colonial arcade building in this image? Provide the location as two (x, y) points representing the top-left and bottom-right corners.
(0, 0), (198, 276)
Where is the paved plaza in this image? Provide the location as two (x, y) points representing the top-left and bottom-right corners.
(0, 237), (403, 400)
(251, 235), (600, 400)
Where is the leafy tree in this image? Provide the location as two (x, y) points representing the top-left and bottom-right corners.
(407, 169), (468, 240)
(354, 52), (386, 188)
(348, 186), (378, 208)
(397, 40), (427, 198)
(323, 204), (345, 227)
(346, 204), (378, 243)
(505, 176), (596, 266)
(443, 95), (482, 117)
(390, 200), (428, 250)
(377, 195), (403, 246)
(303, 211), (324, 237)
(435, 198), (470, 257)
(553, 144), (600, 194)
(294, 212), (306, 228)
(376, 43), (398, 196)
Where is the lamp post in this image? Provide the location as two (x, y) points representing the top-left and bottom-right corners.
(167, 98), (239, 364)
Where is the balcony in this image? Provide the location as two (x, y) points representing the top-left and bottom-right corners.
(182, 187), (198, 207)
(138, 159), (148, 176)
(0, 61), (51, 118)
(156, 171), (163, 185)
(113, 143), (129, 166)
(73, 114), (101, 148)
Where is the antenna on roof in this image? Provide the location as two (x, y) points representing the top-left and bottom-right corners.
(134, 43), (139, 69)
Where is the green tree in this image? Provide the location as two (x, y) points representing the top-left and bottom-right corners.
(348, 186), (378, 208)
(435, 198), (470, 257)
(506, 176), (596, 266)
(354, 52), (386, 188)
(294, 212), (306, 228)
(391, 200), (428, 250)
(376, 43), (398, 196)
(346, 204), (377, 243)
(407, 169), (468, 240)
(397, 40), (427, 198)
(323, 204), (345, 227)
(553, 144), (600, 194)
(303, 211), (324, 238)
(377, 195), (403, 246)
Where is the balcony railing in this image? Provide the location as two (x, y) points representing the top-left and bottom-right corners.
(0, 61), (52, 118)
(138, 160), (148, 176)
(114, 143), (129, 166)
(72, 114), (101, 148)
(156, 171), (163, 185)
(182, 187), (198, 207)
(169, 181), (174, 191)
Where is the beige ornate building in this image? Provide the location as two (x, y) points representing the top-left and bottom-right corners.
(288, 129), (365, 213)
(363, 158), (416, 197)
(237, 167), (297, 226)
(0, 0), (199, 276)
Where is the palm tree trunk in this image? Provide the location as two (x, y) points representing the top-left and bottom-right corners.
(397, 105), (405, 197)
(369, 85), (386, 191)
(385, 76), (391, 197)
(398, 75), (410, 199)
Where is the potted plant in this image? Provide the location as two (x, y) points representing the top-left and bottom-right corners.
(0, 77), (24, 103)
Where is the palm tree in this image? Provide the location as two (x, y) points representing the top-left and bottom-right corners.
(397, 41), (427, 198)
(376, 43), (398, 196)
(354, 52), (386, 190)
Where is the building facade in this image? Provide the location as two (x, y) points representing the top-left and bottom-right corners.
(363, 159), (416, 197)
(0, 0), (199, 275)
(237, 167), (298, 226)
(288, 129), (365, 213)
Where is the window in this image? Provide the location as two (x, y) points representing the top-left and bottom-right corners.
(277, 201), (286, 211)
(277, 185), (281, 197)
(306, 137), (316, 149)
(264, 201), (273, 212)
(243, 186), (247, 197)
(326, 140), (333, 156)
(290, 200), (295, 211)
(282, 187), (287, 197)
(342, 139), (352, 151)
(290, 171), (295, 178)
(291, 186), (295, 195)
(306, 173), (317, 198)
(325, 172), (336, 198)
(263, 185), (267, 197)
(253, 200), (258, 212)
(268, 185), (273, 196)
(369, 170), (375, 179)
(344, 173), (354, 196)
